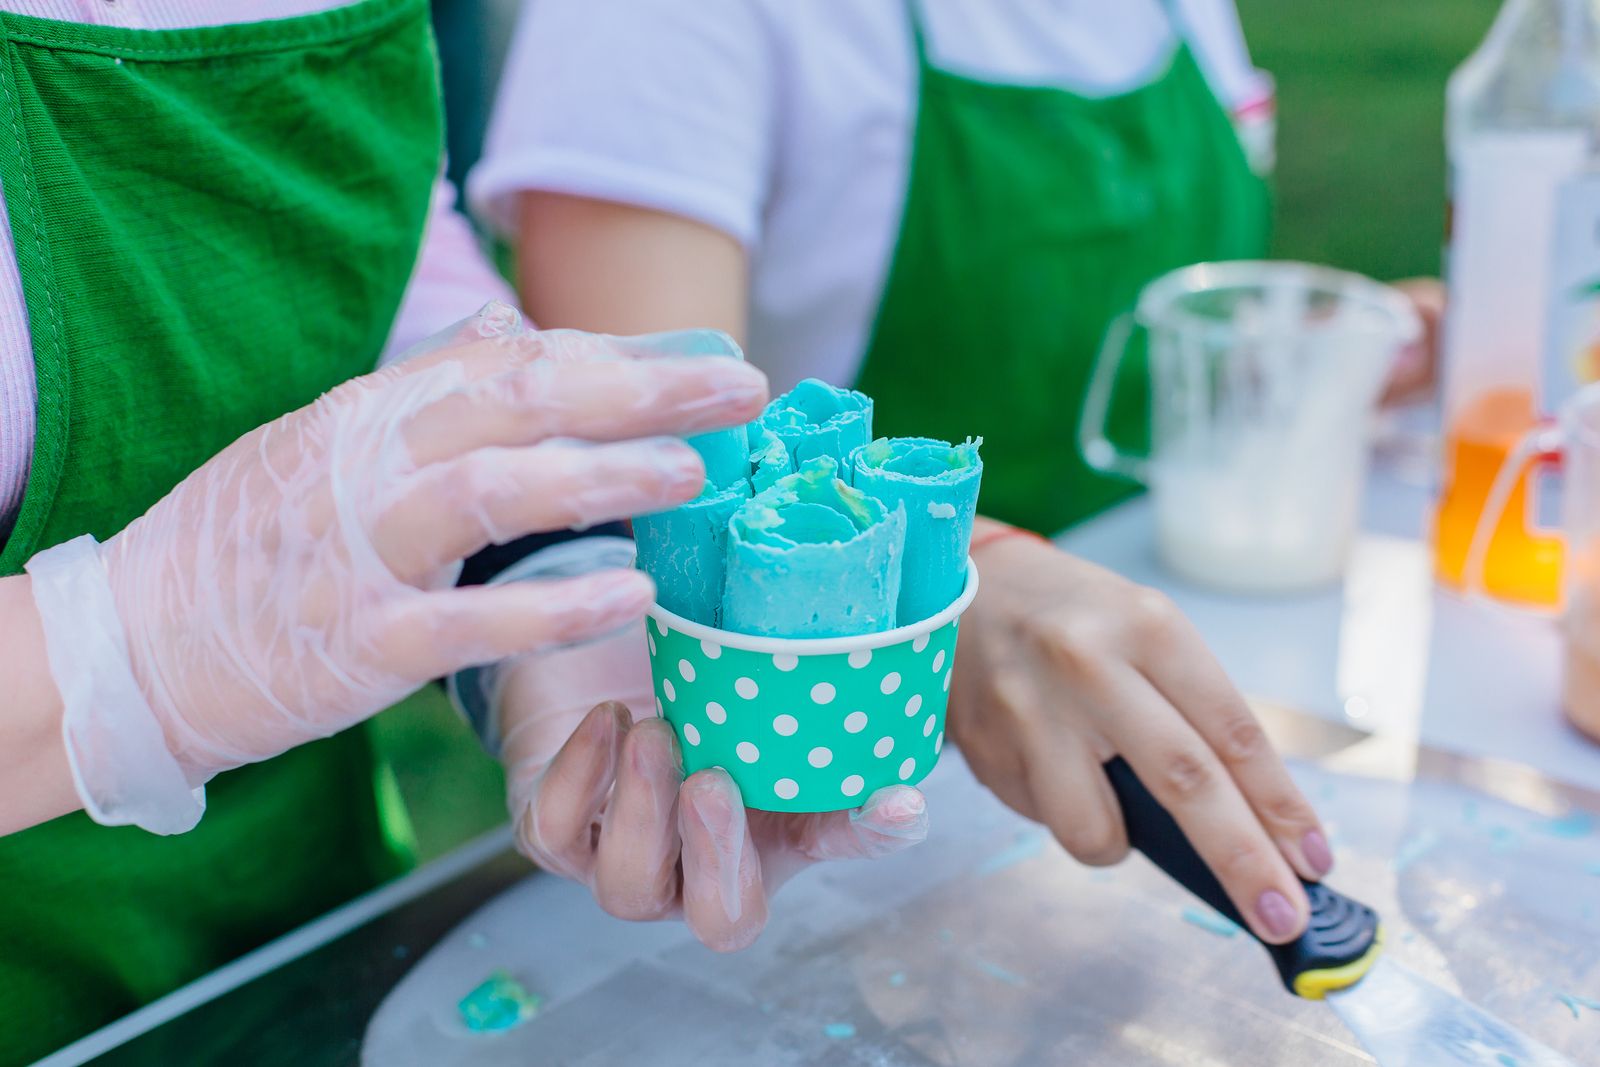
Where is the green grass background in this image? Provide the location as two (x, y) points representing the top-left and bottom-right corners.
(381, 1), (1505, 864)
(1237, 0), (1499, 280)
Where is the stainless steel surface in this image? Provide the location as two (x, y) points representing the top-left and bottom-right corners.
(44, 466), (1600, 1066)
(362, 706), (1600, 1066)
(1328, 957), (1577, 1067)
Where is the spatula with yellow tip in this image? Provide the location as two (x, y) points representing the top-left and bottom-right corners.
(1104, 758), (1577, 1066)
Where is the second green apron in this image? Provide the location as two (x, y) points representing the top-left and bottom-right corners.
(854, 2), (1270, 534)
(0, 1), (440, 1059)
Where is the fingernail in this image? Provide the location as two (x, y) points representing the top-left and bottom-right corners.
(580, 571), (653, 613)
(685, 360), (767, 409)
(855, 787), (925, 824)
(1256, 889), (1300, 941)
(472, 300), (523, 338)
(665, 727), (685, 777)
(687, 772), (736, 832)
(649, 440), (707, 488)
(686, 775), (745, 923)
(852, 787), (929, 843)
(607, 701), (634, 733)
(1302, 829), (1333, 878)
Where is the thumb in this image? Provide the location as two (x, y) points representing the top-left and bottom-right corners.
(755, 786), (929, 891)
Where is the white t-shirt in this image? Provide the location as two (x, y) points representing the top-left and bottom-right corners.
(471, 0), (1269, 393)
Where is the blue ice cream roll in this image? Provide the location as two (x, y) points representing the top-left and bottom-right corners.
(617, 327), (754, 491)
(758, 379), (873, 467)
(849, 436), (983, 623)
(749, 421), (795, 493)
(688, 424), (751, 491)
(634, 477), (753, 627)
(723, 457), (905, 638)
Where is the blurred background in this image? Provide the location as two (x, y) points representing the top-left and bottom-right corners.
(383, 0), (1503, 864)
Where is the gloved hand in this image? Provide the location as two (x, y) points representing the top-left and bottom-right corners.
(489, 625), (929, 952)
(25, 303), (768, 835)
(948, 522), (1333, 946)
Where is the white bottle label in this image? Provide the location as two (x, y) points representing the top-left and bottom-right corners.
(1543, 170), (1600, 415)
(1443, 131), (1591, 420)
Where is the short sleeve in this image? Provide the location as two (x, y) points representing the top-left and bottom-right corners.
(468, 0), (780, 249)
(1175, 0), (1272, 112)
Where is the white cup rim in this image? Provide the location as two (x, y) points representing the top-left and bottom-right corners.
(648, 559), (980, 655)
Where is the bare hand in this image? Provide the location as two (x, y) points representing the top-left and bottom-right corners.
(948, 526), (1332, 944)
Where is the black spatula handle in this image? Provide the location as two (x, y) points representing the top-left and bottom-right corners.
(1104, 757), (1380, 996)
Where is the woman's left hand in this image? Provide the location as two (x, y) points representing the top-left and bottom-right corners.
(1382, 277), (1445, 406)
(948, 524), (1334, 945)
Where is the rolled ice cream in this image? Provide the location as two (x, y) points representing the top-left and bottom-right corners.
(850, 437), (983, 623)
(756, 378), (873, 467)
(633, 478), (752, 627)
(722, 458), (905, 638)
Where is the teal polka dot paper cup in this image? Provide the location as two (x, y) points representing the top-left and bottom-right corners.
(645, 560), (978, 813)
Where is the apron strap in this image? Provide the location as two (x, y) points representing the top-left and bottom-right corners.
(903, 0), (931, 65)
(1154, 0), (1193, 50)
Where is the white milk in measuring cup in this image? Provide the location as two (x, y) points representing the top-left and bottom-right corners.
(1080, 262), (1420, 595)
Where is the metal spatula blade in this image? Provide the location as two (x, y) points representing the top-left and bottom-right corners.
(1103, 759), (1577, 1067)
(1326, 956), (1577, 1067)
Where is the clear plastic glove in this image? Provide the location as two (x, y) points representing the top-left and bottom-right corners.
(949, 525), (1332, 946)
(492, 629), (929, 952)
(25, 303), (768, 834)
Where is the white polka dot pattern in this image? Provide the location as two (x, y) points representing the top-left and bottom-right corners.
(642, 611), (965, 811)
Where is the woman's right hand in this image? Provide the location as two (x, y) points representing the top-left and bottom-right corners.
(25, 303), (769, 833)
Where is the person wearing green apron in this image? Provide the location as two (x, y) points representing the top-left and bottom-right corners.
(0, 3), (780, 1059)
(471, 0), (1347, 953)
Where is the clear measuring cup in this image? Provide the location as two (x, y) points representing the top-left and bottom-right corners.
(1079, 261), (1421, 595)
(1468, 383), (1600, 744)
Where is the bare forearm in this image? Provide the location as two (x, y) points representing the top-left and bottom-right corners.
(517, 191), (748, 343)
(0, 573), (80, 835)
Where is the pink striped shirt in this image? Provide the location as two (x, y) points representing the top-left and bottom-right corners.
(0, 0), (516, 539)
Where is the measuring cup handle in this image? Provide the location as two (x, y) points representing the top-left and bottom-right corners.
(1461, 424), (1565, 597)
(1078, 311), (1151, 484)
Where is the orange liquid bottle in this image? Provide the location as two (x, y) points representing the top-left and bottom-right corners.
(1433, 386), (1564, 605)
(1434, 0), (1600, 609)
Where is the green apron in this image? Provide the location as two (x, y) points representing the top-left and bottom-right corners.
(0, 1), (440, 1059)
(854, 2), (1270, 534)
